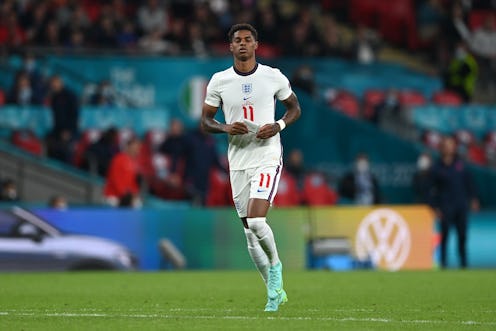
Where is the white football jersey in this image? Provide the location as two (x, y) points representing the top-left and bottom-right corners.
(204, 63), (293, 170)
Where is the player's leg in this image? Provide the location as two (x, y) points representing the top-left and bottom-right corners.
(242, 217), (270, 284)
(230, 170), (269, 283)
(246, 165), (287, 311)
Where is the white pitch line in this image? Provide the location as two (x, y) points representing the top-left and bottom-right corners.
(0, 311), (495, 326)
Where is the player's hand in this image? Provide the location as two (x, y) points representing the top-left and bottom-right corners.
(256, 123), (280, 139)
(226, 122), (249, 135)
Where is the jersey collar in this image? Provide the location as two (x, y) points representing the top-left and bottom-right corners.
(233, 63), (258, 76)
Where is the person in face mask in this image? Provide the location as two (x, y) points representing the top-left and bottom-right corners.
(444, 41), (478, 102)
(338, 153), (381, 205)
(412, 152), (433, 203)
(0, 179), (19, 202)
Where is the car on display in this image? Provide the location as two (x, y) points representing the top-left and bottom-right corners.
(0, 206), (137, 271)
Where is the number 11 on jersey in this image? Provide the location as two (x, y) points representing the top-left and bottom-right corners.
(243, 105), (254, 121)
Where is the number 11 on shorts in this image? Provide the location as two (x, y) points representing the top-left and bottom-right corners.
(259, 173), (271, 188)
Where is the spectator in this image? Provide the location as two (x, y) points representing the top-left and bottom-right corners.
(84, 127), (120, 177)
(290, 65), (316, 96)
(45, 75), (79, 163)
(0, 178), (19, 202)
(137, 0), (168, 36)
(184, 125), (226, 206)
(90, 16), (117, 47)
(163, 18), (189, 53)
(186, 23), (208, 58)
(430, 136), (479, 268)
(116, 20), (138, 50)
(416, 0), (446, 44)
(444, 41), (478, 102)
(159, 119), (188, 174)
(48, 75), (79, 139)
(90, 80), (116, 106)
(350, 25), (380, 65)
(7, 72), (36, 106)
(48, 195), (68, 210)
(412, 152), (433, 203)
(319, 14), (345, 57)
(468, 14), (496, 92)
(103, 137), (142, 208)
(285, 149), (306, 190)
(40, 19), (62, 47)
(138, 28), (172, 54)
(0, 10), (25, 51)
(372, 89), (402, 125)
(338, 153), (381, 205)
(438, 3), (469, 68)
(21, 52), (46, 103)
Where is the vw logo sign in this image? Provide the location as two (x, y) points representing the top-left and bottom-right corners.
(355, 209), (411, 271)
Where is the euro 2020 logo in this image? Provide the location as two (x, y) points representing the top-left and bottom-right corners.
(355, 208), (411, 271)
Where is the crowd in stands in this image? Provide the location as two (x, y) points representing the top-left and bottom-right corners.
(1, 0), (496, 207)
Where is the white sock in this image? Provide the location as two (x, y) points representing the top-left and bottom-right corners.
(244, 228), (269, 283)
(246, 217), (280, 266)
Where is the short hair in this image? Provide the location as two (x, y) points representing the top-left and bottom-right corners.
(228, 23), (258, 42)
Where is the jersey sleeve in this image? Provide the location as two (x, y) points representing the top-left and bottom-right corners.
(204, 73), (222, 108)
(273, 69), (293, 101)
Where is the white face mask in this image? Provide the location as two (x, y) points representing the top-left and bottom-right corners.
(417, 156), (431, 170)
(356, 160), (369, 173)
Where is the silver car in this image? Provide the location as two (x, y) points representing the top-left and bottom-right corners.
(0, 206), (137, 271)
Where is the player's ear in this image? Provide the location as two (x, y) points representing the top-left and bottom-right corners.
(229, 43), (233, 52)
(254, 41), (258, 50)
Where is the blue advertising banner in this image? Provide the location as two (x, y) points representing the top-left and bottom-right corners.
(32, 206), (496, 271)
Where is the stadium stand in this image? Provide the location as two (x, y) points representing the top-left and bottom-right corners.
(0, 0), (495, 207)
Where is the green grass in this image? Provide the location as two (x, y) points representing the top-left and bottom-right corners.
(0, 270), (495, 330)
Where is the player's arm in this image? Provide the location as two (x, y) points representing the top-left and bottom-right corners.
(257, 93), (301, 139)
(201, 103), (248, 135)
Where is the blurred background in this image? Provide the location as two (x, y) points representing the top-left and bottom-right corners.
(0, 0), (495, 272)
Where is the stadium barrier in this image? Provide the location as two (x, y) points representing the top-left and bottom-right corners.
(31, 205), (496, 271)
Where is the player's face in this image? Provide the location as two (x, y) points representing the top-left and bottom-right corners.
(230, 30), (258, 61)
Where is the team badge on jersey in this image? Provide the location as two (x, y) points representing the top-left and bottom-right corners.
(241, 83), (252, 94)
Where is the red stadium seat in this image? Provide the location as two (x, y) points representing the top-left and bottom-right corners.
(327, 90), (360, 118)
(432, 90), (463, 106)
(10, 129), (43, 156)
(301, 172), (338, 206)
(0, 89), (5, 105)
(206, 169), (231, 206)
(363, 89), (386, 120)
(469, 10), (496, 31)
(350, 0), (382, 28)
(399, 90), (427, 108)
(378, 0), (416, 47)
(273, 172), (300, 207)
(468, 144), (487, 165)
(72, 129), (101, 167)
(149, 153), (187, 200)
(256, 44), (282, 59)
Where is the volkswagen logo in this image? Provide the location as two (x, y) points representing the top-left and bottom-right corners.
(355, 208), (411, 271)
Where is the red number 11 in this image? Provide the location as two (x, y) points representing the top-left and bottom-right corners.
(243, 105), (254, 121)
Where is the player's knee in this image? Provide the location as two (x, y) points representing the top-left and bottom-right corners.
(247, 217), (268, 238)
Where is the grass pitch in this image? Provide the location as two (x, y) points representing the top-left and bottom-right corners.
(0, 270), (495, 330)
